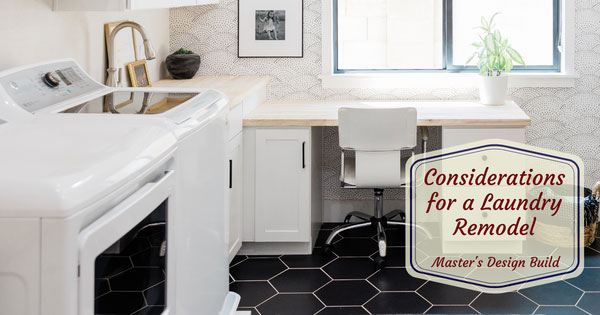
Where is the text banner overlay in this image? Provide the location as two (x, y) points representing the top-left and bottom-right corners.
(406, 139), (584, 293)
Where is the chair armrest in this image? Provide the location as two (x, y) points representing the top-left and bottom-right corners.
(419, 126), (429, 153)
(419, 126), (429, 141)
(340, 150), (345, 186)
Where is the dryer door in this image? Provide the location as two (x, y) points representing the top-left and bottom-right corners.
(78, 170), (175, 315)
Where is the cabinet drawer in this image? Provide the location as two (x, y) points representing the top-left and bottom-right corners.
(228, 104), (244, 140)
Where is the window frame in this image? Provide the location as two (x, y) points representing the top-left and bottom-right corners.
(333, 0), (562, 74)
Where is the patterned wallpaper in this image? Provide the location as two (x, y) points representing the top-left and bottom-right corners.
(171, 0), (600, 200)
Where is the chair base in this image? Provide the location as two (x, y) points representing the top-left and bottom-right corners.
(323, 189), (411, 267)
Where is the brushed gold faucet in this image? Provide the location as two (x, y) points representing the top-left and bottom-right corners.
(106, 21), (156, 87)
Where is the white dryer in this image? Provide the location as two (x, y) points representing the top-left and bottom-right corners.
(0, 116), (178, 315)
(0, 60), (237, 315)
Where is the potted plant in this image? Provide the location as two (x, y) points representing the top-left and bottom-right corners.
(166, 48), (201, 80)
(467, 13), (525, 105)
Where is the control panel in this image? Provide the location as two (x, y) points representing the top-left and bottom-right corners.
(0, 60), (105, 113)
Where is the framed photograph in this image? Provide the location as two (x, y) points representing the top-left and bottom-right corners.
(238, 0), (303, 58)
(127, 60), (152, 87)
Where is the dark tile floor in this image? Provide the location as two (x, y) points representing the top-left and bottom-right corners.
(230, 224), (599, 315)
(95, 227), (166, 315)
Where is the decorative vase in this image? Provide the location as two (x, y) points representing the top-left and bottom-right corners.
(479, 74), (508, 105)
(166, 53), (201, 80)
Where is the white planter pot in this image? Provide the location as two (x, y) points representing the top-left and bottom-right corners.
(479, 75), (508, 105)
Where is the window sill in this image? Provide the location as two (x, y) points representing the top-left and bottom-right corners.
(319, 72), (578, 89)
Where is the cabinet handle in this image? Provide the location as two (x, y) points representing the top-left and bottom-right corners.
(302, 141), (306, 169)
(229, 159), (233, 189)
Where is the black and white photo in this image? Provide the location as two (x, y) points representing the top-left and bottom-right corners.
(238, 0), (303, 57)
(255, 10), (285, 40)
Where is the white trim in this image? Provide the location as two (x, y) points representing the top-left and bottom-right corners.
(321, 0), (577, 89)
(320, 72), (578, 89)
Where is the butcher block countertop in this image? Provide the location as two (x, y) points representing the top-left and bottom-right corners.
(243, 100), (531, 127)
(154, 76), (271, 108)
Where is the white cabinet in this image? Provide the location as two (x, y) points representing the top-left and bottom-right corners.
(227, 133), (243, 261)
(255, 128), (311, 242)
(53, 0), (218, 11)
(242, 127), (322, 254)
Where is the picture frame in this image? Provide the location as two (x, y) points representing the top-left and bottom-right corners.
(127, 60), (152, 87)
(238, 0), (304, 58)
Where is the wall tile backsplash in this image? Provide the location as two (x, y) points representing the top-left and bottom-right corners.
(171, 0), (600, 199)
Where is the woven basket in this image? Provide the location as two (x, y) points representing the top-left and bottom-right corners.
(534, 219), (597, 248)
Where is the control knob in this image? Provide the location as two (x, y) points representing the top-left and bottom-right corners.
(42, 72), (60, 88)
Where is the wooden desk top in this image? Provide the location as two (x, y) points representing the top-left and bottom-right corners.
(243, 100), (531, 127)
(154, 76), (271, 108)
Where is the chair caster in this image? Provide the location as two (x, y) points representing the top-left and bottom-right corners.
(374, 256), (386, 268)
(374, 256), (386, 269)
(323, 244), (333, 255)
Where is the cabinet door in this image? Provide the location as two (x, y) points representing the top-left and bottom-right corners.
(255, 128), (310, 242)
(228, 134), (244, 261)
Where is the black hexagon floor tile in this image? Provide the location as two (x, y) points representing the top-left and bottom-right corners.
(143, 282), (165, 306)
(230, 255), (247, 267)
(95, 256), (132, 278)
(133, 305), (165, 315)
(367, 268), (426, 291)
(230, 257), (287, 280)
(270, 269), (331, 292)
(315, 280), (379, 306)
(566, 268), (600, 291)
(520, 281), (583, 305)
(257, 293), (324, 315)
(229, 281), (277, 308)
(583, 247), (600, 266)
(534, 306), (588, 315)
(316, 306), (370, 314)
(331, 238), (378, 257)
(426, 305), (477, 314)
(95, 278), (110, 298)
(417, 281), (479, 305)
(109, 267), (164, 291)
(323, 257), (378, 279)
(370, 247), (404, 267)
(95, 291), (146, 315)
(280, 248), (335, 268)
(315, 230), (342, 248)
(471, 292), (537, 314)
(577, 292), (600, 314)
(131, 247), (163, 267)
(364, 292), (431, 314)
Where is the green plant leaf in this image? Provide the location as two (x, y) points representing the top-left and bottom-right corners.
(484, 35), (495, 53)
(506, 57), (514, 72)
(507, 46), (525, 65)
(466, 52), (477, 64)
(472, 42), (482, 48)
(488, 12), (501, 28)
(481, 16), (488, 28)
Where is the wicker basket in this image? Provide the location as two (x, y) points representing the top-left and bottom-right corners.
(585, 220), (599, 247)
(534, 219), (597, 248)
(532, 185), (599, 248)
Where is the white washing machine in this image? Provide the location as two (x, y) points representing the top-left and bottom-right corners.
(0, 60), (238, 315)
(0, 116), (178, 315)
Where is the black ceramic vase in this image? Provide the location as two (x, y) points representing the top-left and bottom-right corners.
(166, 53), (201, 79)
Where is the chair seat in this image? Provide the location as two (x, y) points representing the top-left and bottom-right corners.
(341, 156), (408, 188)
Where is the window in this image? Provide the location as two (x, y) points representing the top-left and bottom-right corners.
(334, 0), (560, 73)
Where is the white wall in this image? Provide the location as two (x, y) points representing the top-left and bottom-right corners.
(0, 0), (170, 83)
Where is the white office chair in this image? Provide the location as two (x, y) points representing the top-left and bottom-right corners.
(323, 107), (430, 267)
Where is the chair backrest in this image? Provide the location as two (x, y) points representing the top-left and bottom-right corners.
(338, 107), (417, 188)
(338, 107), (417, 151)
